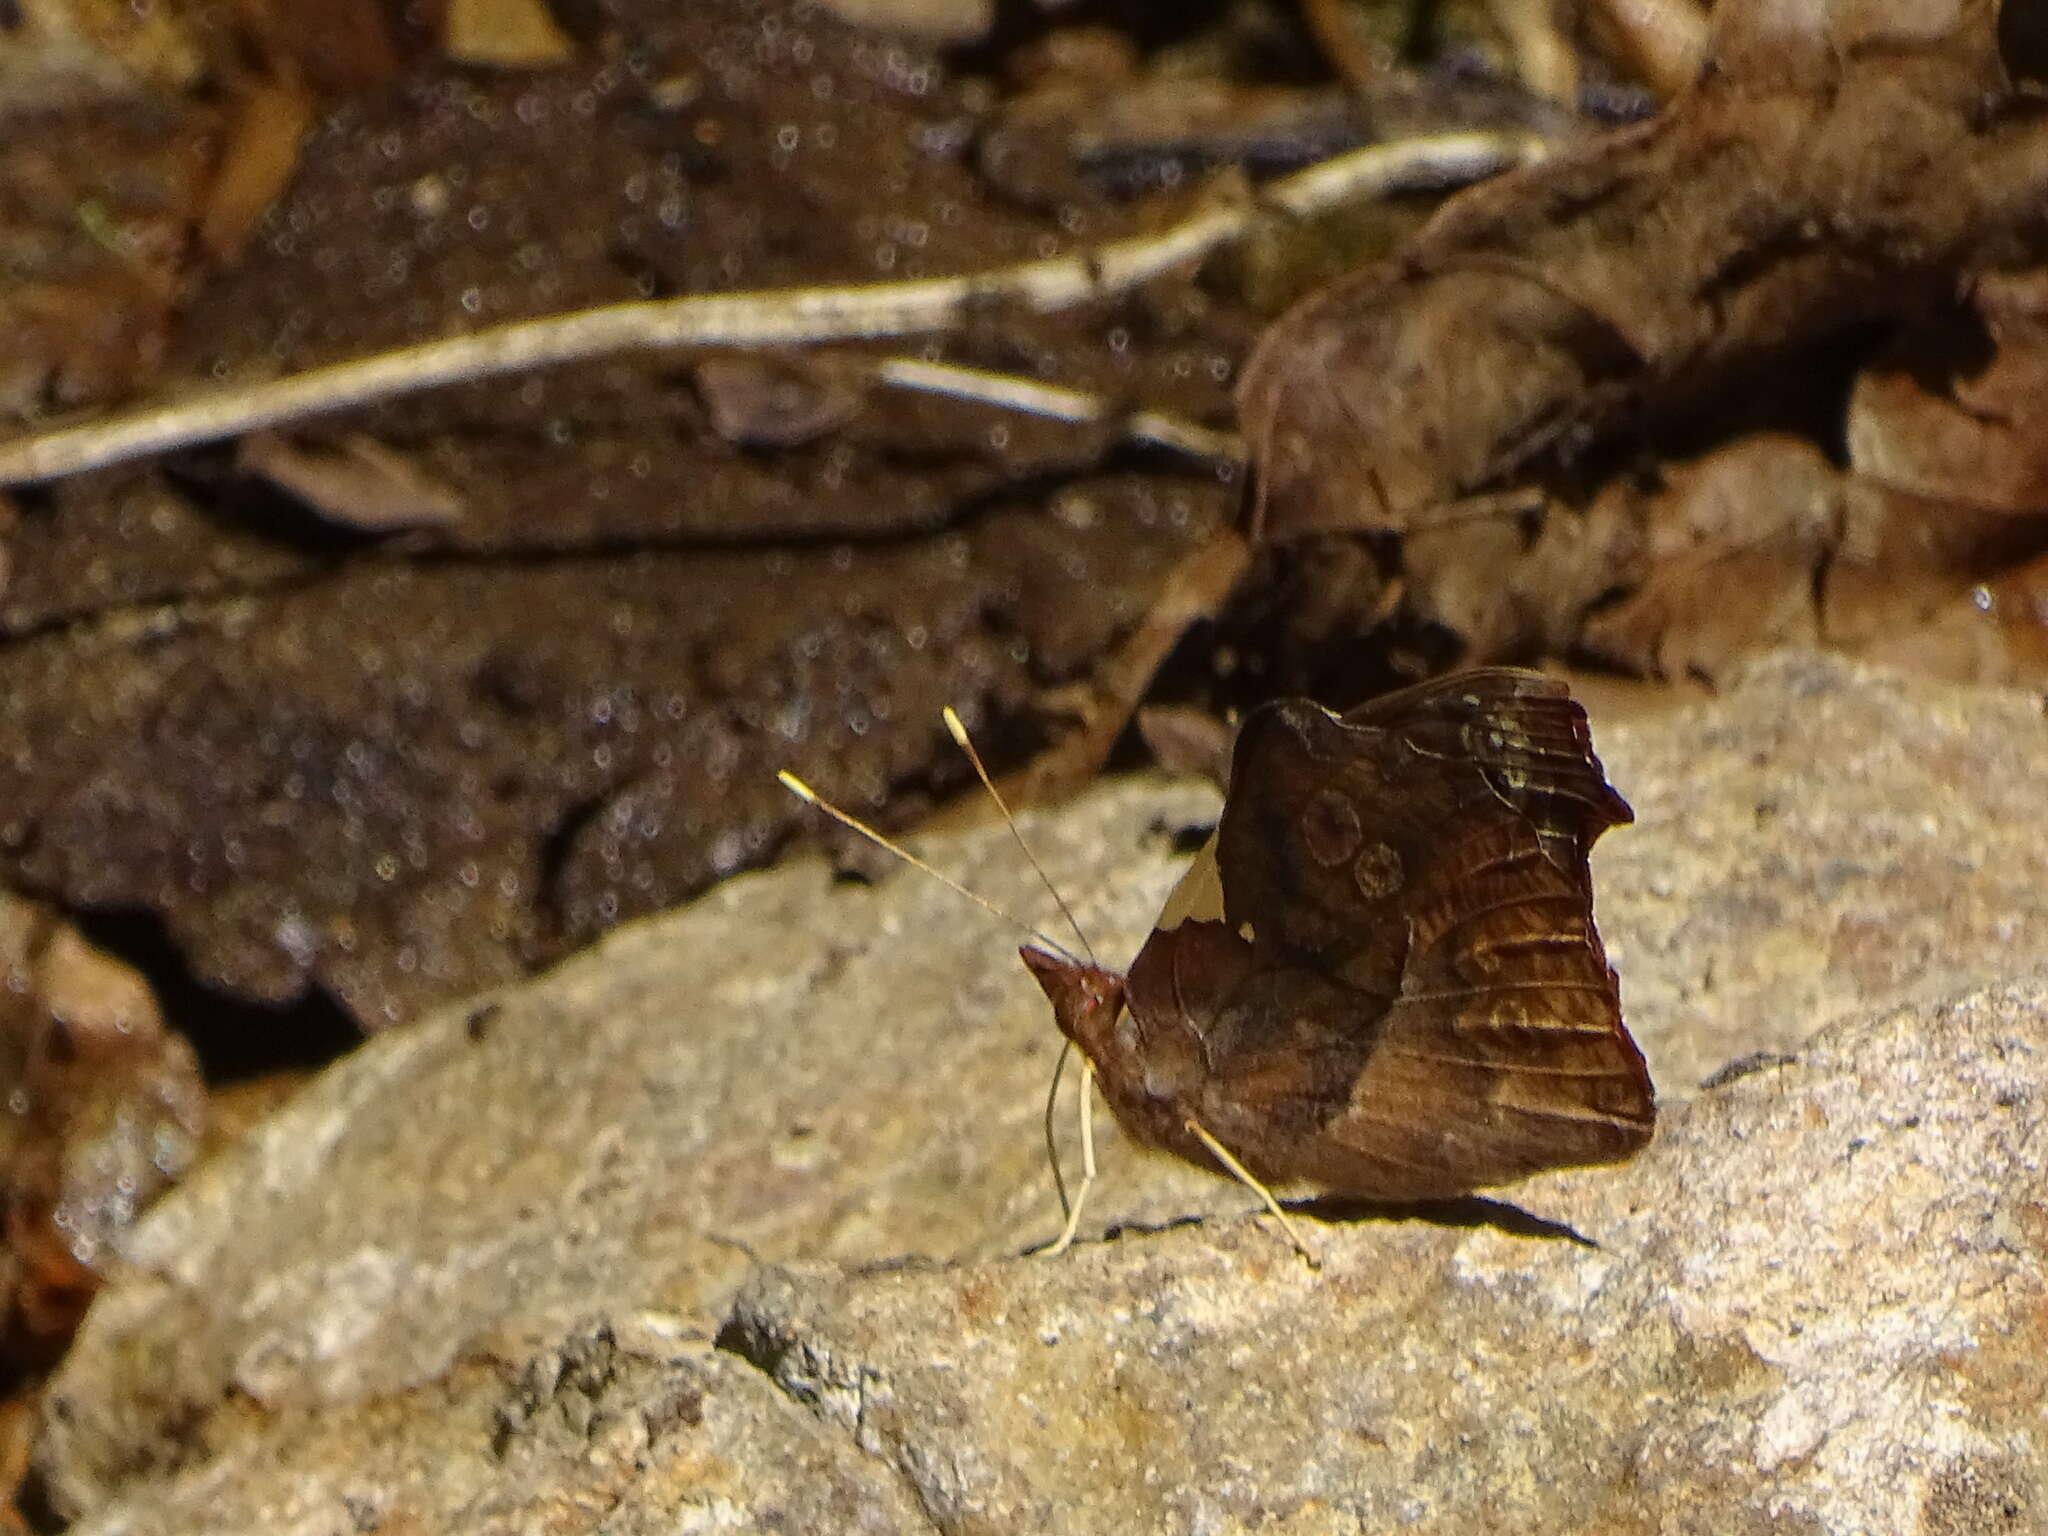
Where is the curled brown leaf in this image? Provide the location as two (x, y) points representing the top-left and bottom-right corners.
(1239, 0), (2048, 541)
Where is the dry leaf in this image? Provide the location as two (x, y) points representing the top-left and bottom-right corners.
(0, 907), (205, 1366)
(0, 1396), (28, 1530)
(441, 0), (574, 70)
(815, 0), (994, 45)
(1959, 550), (2048, 676)
(1402, 488), (1642, 661)
(992, 531), (1251, 807)
(1848, 268), (2048, 515)
(1586, 0), (1709, 97)
(0, 276), (176, 417)
(0, 0), (204, 111)
(200, 75), (314, 265)
(1822, 481), (2035, 642)
(692, 355), (868, 450)
(1579, 435), (1840, 682)
(237, 432), (468, 531)
(1135, 704), (1233, 786)
(1489, 0), (1578, 103)
(231, 0), (399, 95)
(1847, 547), (2048, 686)
(0, 102), (215, 416)
(1212, 534), (1399, 704)
(1240, 0), (2048, 539)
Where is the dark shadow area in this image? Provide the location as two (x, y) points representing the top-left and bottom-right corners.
(165, 452), (397, 558)
(70, 907), (362, 1083)
(1097, 1212), (1211, 1244)
(1288, 1192), (1600, 1248)
(1155, 819), (1216, 857)
(11, 1465), (66, 1536)
(1699, 1049), (1799, 1091)
(2001, 0), (2048, 88)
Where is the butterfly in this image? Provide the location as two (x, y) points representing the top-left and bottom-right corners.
(1021, 668), (1654, 1237)
(782, 667), (1654, 1260)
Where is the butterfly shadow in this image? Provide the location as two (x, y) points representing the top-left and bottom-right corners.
(1286, 1194), (1600, 1249)
(1095, 1196), (1600, 1256)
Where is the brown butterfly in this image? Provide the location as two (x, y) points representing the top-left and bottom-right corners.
(1022, 668), (1654, 1222)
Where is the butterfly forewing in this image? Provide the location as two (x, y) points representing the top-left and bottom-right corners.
(1124, 665), (1652, 1199)
(1345, 667), (1633, 857)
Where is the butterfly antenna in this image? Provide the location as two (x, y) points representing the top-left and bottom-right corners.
(776, 771), (1082, 965)
(942, 707), (1099, 965)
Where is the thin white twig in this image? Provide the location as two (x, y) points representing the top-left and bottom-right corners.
(876, 358), (1245, 464)
(0, 132), (1545, 486)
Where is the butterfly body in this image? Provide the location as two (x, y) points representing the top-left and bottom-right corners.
(1023, 668), (1654, 1201)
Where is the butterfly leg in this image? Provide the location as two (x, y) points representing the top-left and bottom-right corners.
(1184, 1117), (1321, 1270)
(1041, 1059), (1099, 1257)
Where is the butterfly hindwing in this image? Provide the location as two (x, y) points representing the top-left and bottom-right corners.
(1116, 667), (1651, 1198)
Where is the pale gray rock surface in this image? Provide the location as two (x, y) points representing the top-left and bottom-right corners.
(51, 1327), (930, 1535)
(724, 985), (2048, 1534)
(38, 775), (1232, 1525)
(1594, 651), (2048, 1091)
(38, 653), (2048, 1533)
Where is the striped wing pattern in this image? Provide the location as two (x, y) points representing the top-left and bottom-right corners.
(1184, 667), (1652, 1198)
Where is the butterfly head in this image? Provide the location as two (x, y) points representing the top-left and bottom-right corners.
(1019, 945), (1127, 1063)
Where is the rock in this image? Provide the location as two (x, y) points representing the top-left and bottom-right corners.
(47, 1325), (930, 1534)
(723, 983), (2048, 1533)
(32, 772), (1233, 1522)
(1593, 651), (2048, 1090)
(35, 653), (2048, 1531)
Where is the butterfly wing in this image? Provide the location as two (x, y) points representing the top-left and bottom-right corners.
(1140, 667), (1651, 1198)
(1342, 667), (1634, 865)
(1308, 805), (1649, 1196)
